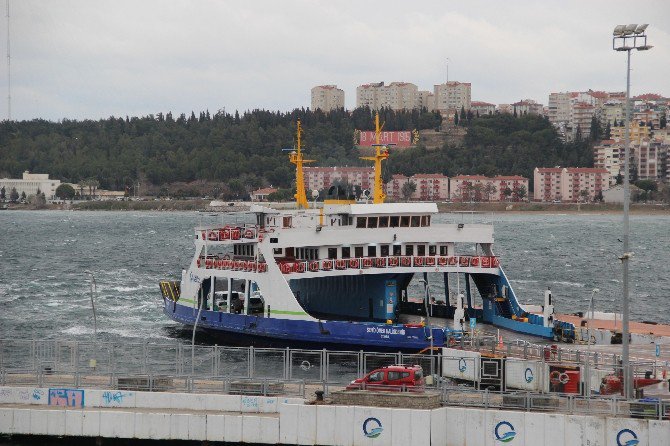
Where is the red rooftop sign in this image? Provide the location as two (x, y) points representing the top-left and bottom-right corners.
(356, 130), (417, 148)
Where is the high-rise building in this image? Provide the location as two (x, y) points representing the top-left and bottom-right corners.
(433, 81), (471, 116)
(311, 85), (345, 112)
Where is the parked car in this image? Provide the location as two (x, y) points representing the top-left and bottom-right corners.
(345, 365), (425, 392)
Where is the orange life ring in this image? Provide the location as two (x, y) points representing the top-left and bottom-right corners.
(388, 257), (399, 267)
(471, 256), (480, 267)
(362, 258), (372, 268)
(425, 256), (436, 266)
(258, 262), (267, 272)
(448, 256), (458, 266)
(244, 229), (254, 238)
(205, 259), (213, 268)
(280, 263), (291, 274)
(492, 257), (500, 268)
(481, 256), (491, 268)
(196, 258), (202, 267)
(221, 227), (231, 240)
(438, 257), (448, 266)
(336, 259), (346, 269)
(309, 261), (319, 272)
(231, 229), (241, 240)
(350, 258), (361, 269)
(322, 260), (333, 270)
(375, 258), (386, 268)
(401, 257), (411, 267)
(414, 256), (424, 266)
(295, 262), (305, 273)
(208, 231), (218, 241)
(201, 231), (206, 240)
(459, 257), (470, 267)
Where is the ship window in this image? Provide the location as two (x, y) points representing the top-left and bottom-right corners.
(356, 217), (366, 228)
(283, 216), (292, 228)
(421, 216), (430, 226)
(273, 248), (283, 255)
(367, 217), (378, 228)
(355, 246), (364, 258)
(439, 246), (448, 256)
(429, 245), (436, 256)
(400, 216), (410, 227)
(411, 216), (421, 227)
(393, 245), (401, 256)
(327, 248), (337, 259)
(342, 247), (351, 259)
(405, 245), (414, 256)
(379, 216), (389, 227)
(390, 216), (400, 227)
(417, 245), (426, 256)
(368, 246), (377, 257)
(380, 245), (389, 257)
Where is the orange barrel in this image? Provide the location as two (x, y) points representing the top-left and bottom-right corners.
(564, 371), (580, 394)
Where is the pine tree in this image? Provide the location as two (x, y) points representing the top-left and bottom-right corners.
(454, 112), (459, 126)
(605, 122), (611, 139)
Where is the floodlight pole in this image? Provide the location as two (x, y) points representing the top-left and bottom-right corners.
(612, 24), (651, 400)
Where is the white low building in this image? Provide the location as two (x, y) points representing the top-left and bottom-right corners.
(0, 171), (61, 200)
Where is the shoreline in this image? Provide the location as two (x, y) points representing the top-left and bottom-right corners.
(2, 200), (670, 214)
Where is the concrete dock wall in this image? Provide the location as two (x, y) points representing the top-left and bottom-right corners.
(1, 386), (669, 445)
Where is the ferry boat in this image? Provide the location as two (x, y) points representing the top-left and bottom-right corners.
(159, 114), (571, 351)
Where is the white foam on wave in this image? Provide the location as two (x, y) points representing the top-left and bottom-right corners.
(511, 279), (539, 284)
(552, 280), (585, 288)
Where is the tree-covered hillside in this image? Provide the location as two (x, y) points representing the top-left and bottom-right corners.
(387, 114), (594, 179)
(0, 108), (594, 198)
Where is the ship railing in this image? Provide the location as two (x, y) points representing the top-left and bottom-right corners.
(276, 255), (501, 274)
(196, 224), (261, 243)
(197, 256), (268, 273)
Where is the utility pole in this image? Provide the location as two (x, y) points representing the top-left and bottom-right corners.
(6, 0), (10, 121)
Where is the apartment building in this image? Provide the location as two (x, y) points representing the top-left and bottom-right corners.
(511, 99), (544, 115)
(311, 85), (345, 112)
(593, 140), (622, 184)
(610, 120), (650, 144)
(0, 171), (61, 200)
(385, 174), (449, 201)
(571, 102), (596, 137)
(548, 92), (572, 124)
(434, 81), (471, 116)
(534, 167), (610, 202)
(355, 82), (423, 111)
(417, 91), (435, 110)
(303, 167), (374, 193)
(471, 101), (496, 116)
(449, 175), (529, 202)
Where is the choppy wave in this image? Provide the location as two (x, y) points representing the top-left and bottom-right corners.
(1, 210), (669, 345)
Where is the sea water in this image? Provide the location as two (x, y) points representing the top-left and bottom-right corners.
(0, 210), (668, 345)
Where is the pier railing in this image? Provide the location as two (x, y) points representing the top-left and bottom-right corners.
(0, 339), (667, 419)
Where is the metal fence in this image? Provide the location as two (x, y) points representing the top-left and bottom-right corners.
(0, 339), (667, 419)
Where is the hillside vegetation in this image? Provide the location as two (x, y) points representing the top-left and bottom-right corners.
(0, 108), (594, 198)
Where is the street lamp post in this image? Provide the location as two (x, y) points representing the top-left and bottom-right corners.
(612, 24), (652, 400)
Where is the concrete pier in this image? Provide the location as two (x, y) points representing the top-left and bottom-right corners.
(1, 385), (669, 445)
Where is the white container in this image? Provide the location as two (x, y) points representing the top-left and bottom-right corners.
(441, 348), (480, 383)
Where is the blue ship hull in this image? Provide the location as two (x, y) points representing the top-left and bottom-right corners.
(163, 297), (445, 352)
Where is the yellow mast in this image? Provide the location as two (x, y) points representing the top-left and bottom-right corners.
(360, 112), (389, 204)
(289, 120), (314, 208)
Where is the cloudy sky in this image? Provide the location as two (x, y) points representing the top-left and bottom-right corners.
(1, 0), (669, 121)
